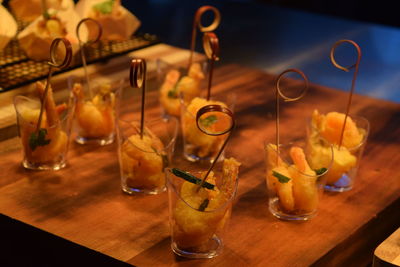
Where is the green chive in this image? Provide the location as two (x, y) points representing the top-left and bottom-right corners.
(170, 168), (215, 190)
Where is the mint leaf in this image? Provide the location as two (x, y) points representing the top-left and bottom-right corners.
(29, 128), (51, 151)
(170, 168), (215, 190)
(314, 167), (327, 176)
(93, 0), (114, 14)
(200, 115), (218, 127)
(167, 82), (180, 99)
(272, 171), (291, 183)
(198, 199), (209, 211)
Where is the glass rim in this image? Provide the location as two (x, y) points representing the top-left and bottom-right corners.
(118, 117), (178, 154)
(264, 141), (334, 178)
(308, 114), (370, 151)
(13, 95), (71, 129)
(165, 167), (238, 213)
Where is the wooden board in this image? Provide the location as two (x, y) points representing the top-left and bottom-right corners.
(0, 64), (399, 266)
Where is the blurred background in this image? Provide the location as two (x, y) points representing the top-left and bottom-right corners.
(3, 0), (400, 102)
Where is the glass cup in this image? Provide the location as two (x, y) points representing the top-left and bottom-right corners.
(117, 117), (178, 194)
(69, 76), (123, 146)
(165, 158), (240, 258)
(180, 93), (236, 163)
(156, 58), (207, 118)
(306, 115), (369, 192)
(14, 94), (74, 170)
(264, 141), (333, 220)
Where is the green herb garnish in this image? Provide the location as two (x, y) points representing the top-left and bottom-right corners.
(170, 168), (215, 190)
(314, 167), (327, 176)
(29, 128), (51, 151)
(199, 115), (218, 127)
(93, 0), (114, 14)
(272, 171), (291, 183)
(198, 199), (209, 211)
(167, 82), (180, 99)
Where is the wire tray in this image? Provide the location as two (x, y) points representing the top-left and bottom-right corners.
(0, 33), (160, 92)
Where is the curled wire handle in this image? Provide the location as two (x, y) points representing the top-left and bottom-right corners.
(196, 104), (235, 189)
(130, 58), (147, 139)
(195, 5), (221, 32)
(203, 32), (220, 100)
(330, 39), (361, 72)
(275, 68), (309, 102)
(189, 5), (221, 68)
(203, 32), (220, 61)
(274, 68), (309, 165)
(35, 38), (72, 132)
(48, 37), (73, 69)
(130, 58), (147, 88)
(330, 39), (362, 148)
(196, 104), (235, 136)
(76, 18), (102, 45)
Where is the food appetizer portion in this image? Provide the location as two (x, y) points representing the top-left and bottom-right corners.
(0, 2), (18, 50)
(18, 8), (85, 60)
(307, 110), (369, 191)
(72, 82), (116, 144)
(75, 0), (140, 41)
(14, 81), (72, 170)
(159, 63), (205, 117)
(117, 118), (178, 194)
(9, 0), (74, 22)
(265, 143), (330, 220)
(166, 157), (240, 258)
(181, 97), (233, 162)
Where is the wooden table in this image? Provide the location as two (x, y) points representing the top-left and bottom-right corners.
(1, 64), (399, 266)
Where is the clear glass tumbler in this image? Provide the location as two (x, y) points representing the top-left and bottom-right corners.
(265, 141), (333, 220)
(306, 114), (369, 192)
(117, 117), (178, 194)
(69, 76), (123, 145)
(165, 158), (240, 258)
(14, 93), (74, 170)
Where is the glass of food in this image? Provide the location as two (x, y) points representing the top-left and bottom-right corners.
(69, 76), (123, 145)
(265, 140), (333, 220)
(14, 82), (74, 170)
(166, 157), (240, 258)
(157, 59), (206, 118)
(180, 94), (236, 162)
(116, 116), (178, 194)
(306, 110), (369, 192)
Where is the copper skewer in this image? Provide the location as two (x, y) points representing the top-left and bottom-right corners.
(130, 58), (147, 139)
(274, 68), (309, 165)
(189, 5), (221, 69)
(203, 32), (220, 101)
(196, 104), (235, 188)
(76, 18), (102, 99)
(36, 38), (72, 132)
(330, 39), (362, 149)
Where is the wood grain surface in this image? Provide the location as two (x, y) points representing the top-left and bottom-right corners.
(0, 64), (399, 266)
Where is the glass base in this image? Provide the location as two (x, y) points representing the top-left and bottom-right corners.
(22, 159), (67, 171)
(269, 198), (316, 221)
(75, 134), (114, 146)
(121, 182), (166, 195)
(324, 174), (353, 192)
(171, 235), (222, 259)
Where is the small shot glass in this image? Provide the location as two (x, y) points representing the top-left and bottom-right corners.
(264, 141), (333, 220)
(306, 114), (369, 192)
(14, 93), (74, 171)
(180, 93), (236, 163)
(117, 117), (178, 194)
(165, 158), (240, 258)
(69, 76), (123, 146)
